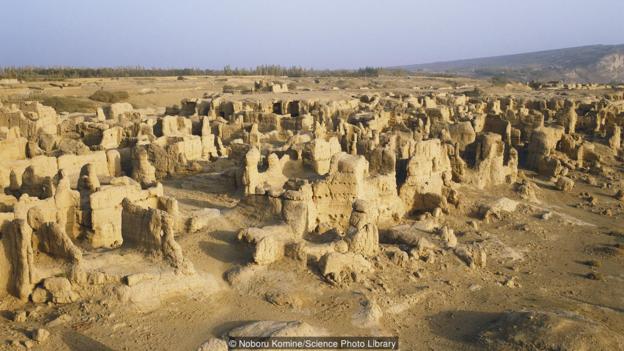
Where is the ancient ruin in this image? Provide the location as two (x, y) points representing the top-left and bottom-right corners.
(1, 3), (624, 349)
(0, 73), (622, 350)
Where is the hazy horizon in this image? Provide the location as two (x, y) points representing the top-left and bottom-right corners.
(1, 0), (623, 69)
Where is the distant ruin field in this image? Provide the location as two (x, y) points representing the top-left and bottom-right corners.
(0, 74), (623, 351)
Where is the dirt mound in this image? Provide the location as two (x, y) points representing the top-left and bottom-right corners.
(478, 310), (624, 351)
(228, 320), (327, 337)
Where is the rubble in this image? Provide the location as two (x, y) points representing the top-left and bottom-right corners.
(345, 199), (379, 257)
(228, 320), (327, 338)
(439, 226), (457, 248)
(4, 219), (35, 300)
(478, 310), (624, 350)
(43, 277), (78, 304)
(187, 208), (221, 232)
(319, 252), (373, 284)
(197, 338), (228, 351)
(0, 73), (622, 351)
(30, 328), (50, 343)
(556, 176), (575, 192)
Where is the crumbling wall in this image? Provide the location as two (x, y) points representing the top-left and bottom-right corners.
(88, 182), (164, 248)
(472, 133), (518, 188)
(399, 139), (452, 212)
(241, 147), (289, 195)
(3, 219), (35, 300)
(0, 102), (58, 139)
(121, 199), (191, 271)
(526, 126), (565, 177)
(313, 153), (369, 230)
(302, 137), (342, 175)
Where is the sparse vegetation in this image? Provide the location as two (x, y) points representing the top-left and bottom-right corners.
(40, 96), (97, 113)
(490, 75), (512, 86)
(583, 259), (602, 267)
(334, 79), (355, 89)
(222, 84), (252, 93)
(466, 87), (485, 97)
(0, 93), (97, 113)
(89, 90), (129, 103)
(0, 65), (412, 80)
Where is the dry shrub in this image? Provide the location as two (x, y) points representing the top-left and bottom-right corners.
(89, 90), (129, 103)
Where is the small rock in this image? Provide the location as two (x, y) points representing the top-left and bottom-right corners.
(197, 338), (228, 351)
(541, 212), (553, 220)
(439, 226), (457, 248)
(432, 207), (443, 218)
(586, 272), (603, 281)
(416, 237), (435, 252)
(111, 322), (126, 331)
(23, 340), (34, 348)
(468, 284), (482, 292)
(264, 291), (301, 308)
(454, 246), (486, 268)
(473, 247), (487, 268)
(124, 273), (156, 287)
(334, 240), (349, 254)
(13, 311), (27, 323)
(87, 272), (108, 285)
(556, 176), (575, 192)
(253, 236), (284, 265)
(583, 260), (601, 268)
(353, 298), (383, 328)
(486, 197), (519, 214)
(47, 313), (72, 327)
(411, 218), (438, 233)
(386, 247), (409, 267)
(503, 276), (520, 288)
(455, 247), (474, 268)
(43, 277), (77, 304)
(189, 161), (203, 172)
(31, 287), (50, 304)
(187, 208), (221, 233)
(31, 328), (50, 343)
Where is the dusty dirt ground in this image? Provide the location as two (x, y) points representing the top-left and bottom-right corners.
(0, 76), (623, 350)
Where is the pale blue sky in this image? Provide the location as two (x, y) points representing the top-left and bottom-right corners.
(1, 0), (623, 68)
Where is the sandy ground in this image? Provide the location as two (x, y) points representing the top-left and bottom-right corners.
(0, 76), (622, 350)
(1, 167), (621, 350)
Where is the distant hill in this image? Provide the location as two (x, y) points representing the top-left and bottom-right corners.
(397, 44), (624, 83)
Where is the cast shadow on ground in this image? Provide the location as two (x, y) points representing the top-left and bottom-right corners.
(427, 310), (502, 345)
(175, 197), (232, 211)
(61, 330), (115, 351)
(199, 234), (252, 264)
(211, 320), (258, 338)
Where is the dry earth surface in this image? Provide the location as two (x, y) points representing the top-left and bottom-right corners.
(0, 75), (622, 351)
